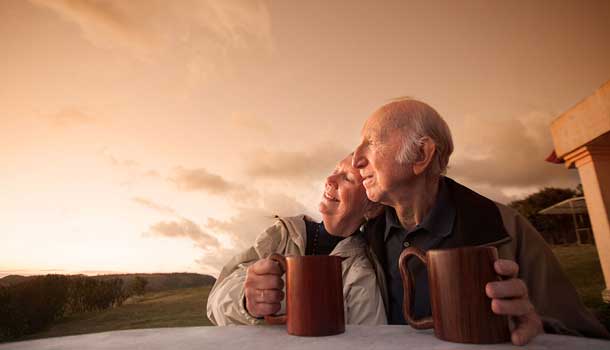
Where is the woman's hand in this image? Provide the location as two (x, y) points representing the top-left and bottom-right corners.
(244, 258), (285, 317)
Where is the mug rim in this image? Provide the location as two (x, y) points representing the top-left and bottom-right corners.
(427, 245), (497, 256)
(284, 254), (344, 261)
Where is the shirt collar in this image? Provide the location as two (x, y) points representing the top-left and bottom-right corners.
(383, 176), (456, 241)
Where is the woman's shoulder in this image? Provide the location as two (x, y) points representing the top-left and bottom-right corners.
(335, 235), (374, 269)
(254, 214), (308, 256)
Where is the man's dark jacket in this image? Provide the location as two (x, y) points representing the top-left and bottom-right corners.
(363, 177), (610, 339)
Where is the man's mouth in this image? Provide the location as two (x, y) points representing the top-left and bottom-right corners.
(362, 175), (374, 187)
(323, 192), (339, 202)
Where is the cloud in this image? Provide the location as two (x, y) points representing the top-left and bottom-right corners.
(29, 0), (150, 55)
(49, 107), (96, 127)
(246, 142), (350, 183)
(230, 112), (272, 134)
(199, 192), (310, 275)
(208, 192), (309, 242)
(147, 218), (219, 250)
(447, 111), (579, 202)
(29, 0), (274, 80)
(101, 150), (140, 169)
(141, 195), (305, 276)
(132, 197), (176, 215)
(142, 170), (160, 178)
(168, 166), (246, 195)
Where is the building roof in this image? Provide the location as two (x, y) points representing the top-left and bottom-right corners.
(539, 196), (587, 215)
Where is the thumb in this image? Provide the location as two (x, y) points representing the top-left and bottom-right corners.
(511, 312), (543, 346)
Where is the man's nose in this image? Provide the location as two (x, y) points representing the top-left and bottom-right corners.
(352, 144), (367, 169)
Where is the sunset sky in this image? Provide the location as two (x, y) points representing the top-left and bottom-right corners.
(1, 0), (609, 277)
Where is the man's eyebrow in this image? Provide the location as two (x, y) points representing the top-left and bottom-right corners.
(368, 127), (385, 141)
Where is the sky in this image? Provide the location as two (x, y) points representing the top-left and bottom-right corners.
(1, 0), (609, 277)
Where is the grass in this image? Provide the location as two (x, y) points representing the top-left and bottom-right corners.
(551, 244), (610, 331)
(16, 244), (610, 341)
(23, 286), (213, 341)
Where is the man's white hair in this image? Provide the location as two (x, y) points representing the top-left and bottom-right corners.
(379, 98), (454, 178)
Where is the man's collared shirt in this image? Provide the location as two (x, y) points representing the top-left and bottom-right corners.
(384, 177), (456, 324)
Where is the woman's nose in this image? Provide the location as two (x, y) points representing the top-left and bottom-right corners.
(326, 174), (338, 187)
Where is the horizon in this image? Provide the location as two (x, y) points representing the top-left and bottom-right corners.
(2, 0), (609, 278)
(0, 271), (214, 279)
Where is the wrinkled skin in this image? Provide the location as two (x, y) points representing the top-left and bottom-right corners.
(352, 105), (543, 345)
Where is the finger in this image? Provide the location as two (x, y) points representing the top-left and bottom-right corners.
(486, 278), (528, 299)
(252, 302), (281, 317)
(511, 313), (543, 346)
(244, 289), (282, 317)
(245, 273), (284, 291)
(255, 274), (284, 290)
(252, 289), (284, 304)
(244, 285), (282, 305)
(491, 298), (534, 317)
(494, 259), (519, 277)
(249, 259), (283, 275)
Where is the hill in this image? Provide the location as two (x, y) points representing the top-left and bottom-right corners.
(0, 273), (215, 291)
(94, 273), (216, 292)
(22, 286), (214, 341)
(0, 275), (29, 287)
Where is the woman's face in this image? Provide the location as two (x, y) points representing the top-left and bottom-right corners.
(319, 155), (370, 237)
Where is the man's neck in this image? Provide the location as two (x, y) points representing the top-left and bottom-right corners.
(391, 176), (440, 231)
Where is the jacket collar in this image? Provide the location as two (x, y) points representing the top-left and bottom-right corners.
(365, 176), (511, 261)
(444, 177), (511, 247)
(383, 177), (455, 242)
(278, 215), (368, 257)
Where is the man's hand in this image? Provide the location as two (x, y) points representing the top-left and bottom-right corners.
(244, 258), (285, 317)
(486, 259), (543, 346)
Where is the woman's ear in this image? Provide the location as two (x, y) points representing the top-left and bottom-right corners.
(412, 137), (436, 176)
(364, 202), (385, 220)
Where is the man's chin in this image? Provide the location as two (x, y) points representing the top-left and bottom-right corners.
(364, 188), (380, 202)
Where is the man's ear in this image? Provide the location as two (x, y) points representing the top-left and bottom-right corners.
(412, 137), (436, 176)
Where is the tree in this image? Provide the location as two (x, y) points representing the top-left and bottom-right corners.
(132, 276), (148, 295)
(509, 187), (578, 244)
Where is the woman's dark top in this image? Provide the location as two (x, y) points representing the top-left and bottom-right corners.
(304, 220), (347, 255)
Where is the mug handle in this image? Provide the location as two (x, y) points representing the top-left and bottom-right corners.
(398, 247), (434, 329)
(264, 253), (288, 325)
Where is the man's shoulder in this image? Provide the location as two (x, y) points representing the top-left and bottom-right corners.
(493, 201), (522, 220)
(492, 201), (540, 240)
(444, 177), (495, 206)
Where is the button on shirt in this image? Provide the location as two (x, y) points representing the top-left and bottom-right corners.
(384, 178), (456, 324)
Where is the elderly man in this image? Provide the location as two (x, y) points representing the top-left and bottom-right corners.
(352, 99), (610, 344)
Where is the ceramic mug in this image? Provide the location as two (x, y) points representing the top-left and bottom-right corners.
(264, 253), (345, 336)
(399, 246), (510, 344)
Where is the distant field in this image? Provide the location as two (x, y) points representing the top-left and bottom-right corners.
(24, 286), (213, 340)
(551, 244), (610, 330)
(17, 244), (609, 341)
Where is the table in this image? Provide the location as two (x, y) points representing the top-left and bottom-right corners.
(1, 325), (609, 350)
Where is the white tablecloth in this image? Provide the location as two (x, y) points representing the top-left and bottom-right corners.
(1, 325), (609, 350)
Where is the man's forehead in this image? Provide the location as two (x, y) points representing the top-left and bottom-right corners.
(362, 112), (392, 138)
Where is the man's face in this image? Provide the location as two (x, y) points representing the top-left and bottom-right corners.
(352, 112), (410, 204)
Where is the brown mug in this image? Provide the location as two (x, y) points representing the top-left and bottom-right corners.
(399, 246), (510, 344)
(264, 253), (345, 336)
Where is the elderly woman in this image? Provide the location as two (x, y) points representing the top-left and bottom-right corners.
(206, 154), (387, 325)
